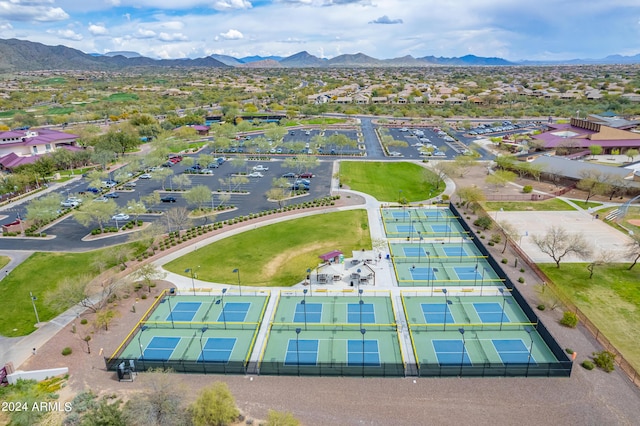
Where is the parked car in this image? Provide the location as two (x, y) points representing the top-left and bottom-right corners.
(297, 172), (314, 178)
(207, 162), (220, 169)
(139, 173), (152, 179)
(295, 179), (311, 186)
(93, 196), (109, 202)
(248, 172), (264, 178)
(85, 187), (100, 193)
(123, 182), (137, 188)
(282, 172), (296, 178)
(104, 192), (119, 198)
(199, 169), (214, 174)
(252, 165), (269, 171)
(112, 213), (130, 221)
(160, 196), (177, 203)
(60, 200), (79, 208)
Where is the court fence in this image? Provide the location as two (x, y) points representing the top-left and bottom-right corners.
(257, 361), (406, 377)
(270, 323), (397, 332)
(140, 321), (260, 330)
(105, 357), (249, 375)
(416, 361), (572, 377)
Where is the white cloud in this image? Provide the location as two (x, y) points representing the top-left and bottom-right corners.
(213, 0), (252, 11)
(47, 28), (82, 41)
(88, 23), (107, 35)
(0, 22), (12, 30)
(135, 28), (156, 38)
(158, 32), (188, 41)
(159, 20), (184, 30)
(0, 0), (69, 22)
(369, 15), (403, 25)
(220, 29), (243, 40)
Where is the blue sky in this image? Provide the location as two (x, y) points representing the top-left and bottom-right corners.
(1, 0), (639, 61)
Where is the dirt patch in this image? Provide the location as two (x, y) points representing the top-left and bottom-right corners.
(628, 219), (640, 226)
(262, 241), (334, 279)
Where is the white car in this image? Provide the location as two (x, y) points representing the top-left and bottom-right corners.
(123, 182), (137, 187)
(112, 213), (130, 221)
(248, 172), (264, 178)
(60, 200), (79, 208)
(139, 173), (152, 179)
(93, 196), (109, 202)
(252, 165), (269, 171)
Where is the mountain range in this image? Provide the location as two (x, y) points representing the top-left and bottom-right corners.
(1, 38), (640, 72)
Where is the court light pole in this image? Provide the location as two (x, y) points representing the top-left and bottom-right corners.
(295, 327), (301, 376)
(480, 267), (485, 297)
(360, 328), (367, 377)
(443, 289), (452, 331)
(358, 288), (363, 304)
(167, 296), (174, 328)
(426, 251), (431, 285)
(525, 326), (534, 377)
(398, 189), (403, 205)
(474, 260), (478, 288)
(185, 267), (196, 296)
(138, 325), (148, 370)
(307, 268), (312, 296)
(458, 327), (466, 377)
(430, 267), (439, 296)
(359, 299), (364, 329)
(418, 233), (423, 263)
(459, 236), (465, 262)
(301, 299), (307, 331)
(199, 326), (208, 374)
(220, 288), (228, 330)
(232, 268), (241, 296)
(498, 288), (509, 331)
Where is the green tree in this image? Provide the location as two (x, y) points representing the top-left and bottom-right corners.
(94, 308), (119, 331)
(589, 144), (603, 158)
(266, 410), (301, 426)
(152, 168), (174, 190)
(576, 170), (607, 202)
(456, 186), (485, 212)
(172, 174), (192, 191)
(132, 263), (167, 292)
(26, 192), (63, 228)
(74, 200), (117, 233)
(190, 382), (239, 426)
(625, 148), (639, 162)
(184, 185), (212, 211)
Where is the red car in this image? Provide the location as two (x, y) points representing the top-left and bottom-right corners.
(297, 172), (314, 178)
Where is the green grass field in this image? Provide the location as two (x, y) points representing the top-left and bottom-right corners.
(0, 242), (149, 337)
(0, 109), (21, 118)
(164, 210), (371, 287)
(302, 118), (347, 125)
(569, 200), (602, 209)
(339, 161), (441, 202)
(484, 198), (577, 211)
(539, 263), (640, 371)
(46, 107), (75, 115)
(106, 93), (139, 102)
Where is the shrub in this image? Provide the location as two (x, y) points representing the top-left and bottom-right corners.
(522, 185), (533, 193)
(565, 348), (574, 354)
(490, 234), (501, 244)
(80, 318), (88, 325)
(581, 360), (595, 370)
(520, 268), (525, 273)
(592, 350), (616, 372)
(473, 216), (493, 230)
(141, 294), (147, 300)
(560, 311), (578, 328)
(62, 347), (72, 356)
(537, 304), (545, 311)
(518, 277), (525, 283)
(501, 258), (508, 264)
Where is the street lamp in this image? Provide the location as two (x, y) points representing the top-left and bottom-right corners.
(199, 326), (208, 373)
(138, 325), (148, 370)
(29, 291), (40, 324)
(525, 325), (534, 377)
(295, 327), (301, 375)
(442, 289), (452, 331)
(307, 268), (312, 296)
(398, 189), (403, 204)
(360, 328), (367, 377)
(232, 268), (241, 296)
(458, 327), (466, 376)
(185, 267), (199, 296)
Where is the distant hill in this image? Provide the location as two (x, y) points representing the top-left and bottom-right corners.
(1, 38), (640, 71)
(279, 51), (326, 68)
(104, 51), (142, 58)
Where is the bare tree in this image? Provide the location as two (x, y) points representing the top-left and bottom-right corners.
(497, 220), (519, 254)
(456, 186), (485, 213)
(626, 235), (640, 270)
(132, 263), (167, 292)
(587, 250), (616, 278)
(165, 206), (192, 232)
(46, 274), (127, 313)
(532, 226), (592, 268)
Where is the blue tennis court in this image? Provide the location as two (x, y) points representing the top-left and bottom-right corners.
(166, 301), (202, 322)
(492, 339), (535, 364)
(421, 303), (454, 324)
(397, 225), (416, 233)
(453, 266), (481, 280)
(347, 303), (375, 323)
(293, 303), (323, 323)
(432, 340), (471, 365)
(403, 247), (425, 257)
(431, 224), (451, 233)
(473, 302), (511, 323)
(198, 337), (236, 363)
(423, 211), (442, 219)
(443, 247), (467, 257)
(392, 211), (410, 219)
(347, 339), (381, 366)
(141, 336), (181, 361)
(217, 302), (251, 322)
(410, 267), (437, 280)
(284, 339), (319, 365)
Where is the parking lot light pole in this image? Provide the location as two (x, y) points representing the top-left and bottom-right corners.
(232, 268), (241, 296)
